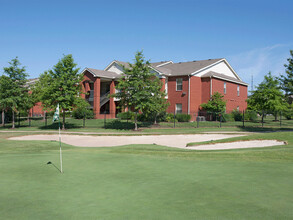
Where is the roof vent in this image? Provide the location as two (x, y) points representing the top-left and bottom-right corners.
(193, 60), (196, 62)
(179, 62), (182, 64)
(208, 59), (211, 60)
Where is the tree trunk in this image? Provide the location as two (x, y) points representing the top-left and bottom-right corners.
(275, 112), (278, 121)
(1, 111), (4, 126)
(154, 113), (157, 125)
(62, 110), (66, 130)
(12, 110), (15, 129)
(134, 111), (138, 131)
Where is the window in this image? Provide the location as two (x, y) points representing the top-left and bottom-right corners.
(224, 82), (226, 94)
(237, 85), (240, 96)
(165, 77), (168, 97)
(176, 78), (183, 91)
(237, 106), (239, 111)
(176, 103), (182, 114)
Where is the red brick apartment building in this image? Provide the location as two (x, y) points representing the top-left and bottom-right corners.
(31, 58), (248, 119)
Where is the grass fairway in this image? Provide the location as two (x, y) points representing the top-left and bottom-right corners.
(0, 132), (293, 219)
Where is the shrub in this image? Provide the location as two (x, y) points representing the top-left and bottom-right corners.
(117, 111), (135, 120)
(245, 110), (258, 122)
(231, 110), (243, 121)
(137, 113), (153, 122)
(175, 113), (191, 122)
(283, 109), (293, 120)
(72, 108), (94, 119)
(155, 112), (168, 122)
(165, 113), (175, 122)
(221, 113), (233, 122)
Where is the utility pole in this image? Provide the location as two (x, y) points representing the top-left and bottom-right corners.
(251, 74), (254, 92)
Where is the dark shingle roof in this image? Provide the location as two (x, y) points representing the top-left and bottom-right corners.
(201, 71), (248, 85)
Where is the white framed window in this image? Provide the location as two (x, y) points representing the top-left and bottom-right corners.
(237, 85), (240, 96)
(224, 82), (226, 94)
(176, 78), (183, 91)
(165, 77), (168, 97)
(176, 103), (182, 114)
(237, 106), (239, 111)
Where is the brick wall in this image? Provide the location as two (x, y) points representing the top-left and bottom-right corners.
(201, 77), (211, 105)
(167, 76), (189, 113)
(30, 102), (45, 116)
(189, 76), (202, 113)
(212, 78), (247, 111)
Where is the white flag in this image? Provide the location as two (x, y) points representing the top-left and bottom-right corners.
(53, 104), (59, 122)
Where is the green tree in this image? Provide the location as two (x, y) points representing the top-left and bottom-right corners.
(248, 72), (286, 120)
(148, 90), (169, 124)
(112, 51), (168, 130)
(279, 50), (293, 101)
(0, 58), (30, 128)
(35, 54), (86, 129)
(200, 92), (226, 116)
(0, 75), (11, 126)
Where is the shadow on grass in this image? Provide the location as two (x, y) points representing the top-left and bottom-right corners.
(39, 122), (82, 130)
(104, 120), (153, 130)
(234, 125), (293, 132)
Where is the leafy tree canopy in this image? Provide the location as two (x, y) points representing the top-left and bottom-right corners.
(279, 50), (293, 99)
(35, 54), (88, 129)
(200, 92), (226, 113)
(248, 72), (286, 114)
(113, 51), (168, 130)
(0, 57), (30, 128)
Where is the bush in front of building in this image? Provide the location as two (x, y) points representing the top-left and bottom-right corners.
(72, 108), (94, 119)
(163, 113), (175, 122)
(283, 109), (293, 120)
(175, 113), (191, 122)
(244, 110), (258, 122)
(117, 111), (135, 120)
(231, 110), (243, 121)
(221, 113), (233, 122)
(137, 113), (153, 122)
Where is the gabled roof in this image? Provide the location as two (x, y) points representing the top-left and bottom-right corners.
(83, 68), (122, 79)
(155, 59), (223, 76)
(150, 61), (173, 67)
(111, 60), (172, 71)
(107, 60), (168, 77)
(201, 71), (248, 86)
(27, 78), (39, 85)
(113, 60), (130, 69)
(101, 58), (243, 81)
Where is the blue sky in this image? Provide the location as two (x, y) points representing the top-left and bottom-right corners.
(0, 0), (292, 90)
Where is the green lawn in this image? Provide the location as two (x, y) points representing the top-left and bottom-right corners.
(0, 132), (293, 219)
(2, 114), (293, 132)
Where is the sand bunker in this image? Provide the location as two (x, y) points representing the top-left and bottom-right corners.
(9, 134), (285, 150)
(188, 140), (285, 150)
(9, 134), (243, 149)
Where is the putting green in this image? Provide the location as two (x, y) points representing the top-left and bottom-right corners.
(0, 131), (293, 219)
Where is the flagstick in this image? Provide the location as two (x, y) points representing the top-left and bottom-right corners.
(59, 120), (63, 173)
(53, 104), (63, 174)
